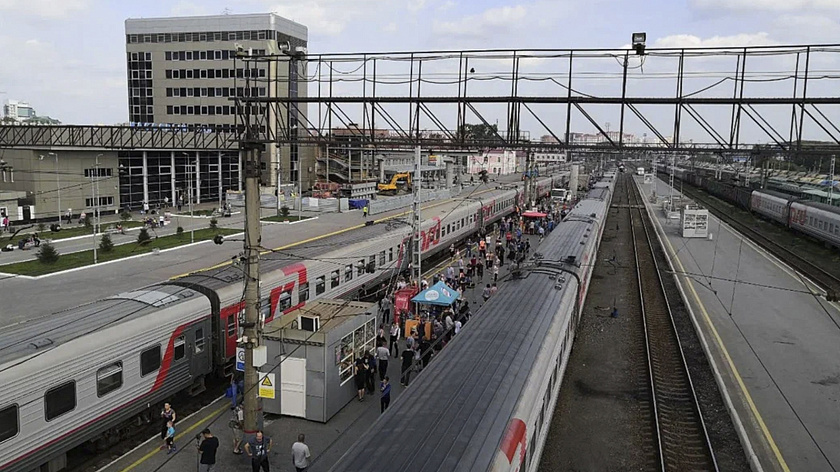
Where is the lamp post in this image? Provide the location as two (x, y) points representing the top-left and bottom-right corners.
(48, 152), (60, 223)
(91, 153), (102, 264)
(182, 152), (195, 243)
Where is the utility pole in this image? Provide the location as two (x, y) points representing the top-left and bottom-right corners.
(411, 146), (422, 284)
(91, 154), (101, 264)
(237, 45), (265, 434)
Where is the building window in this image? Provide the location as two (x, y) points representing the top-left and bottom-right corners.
(140, 345), (161, 376)
(96, 363), (123, 397)
(200, 51), (207, 60)
(45, 381), (76, 421)
(0, 405), (18, 443)
(216, 50), (223, 60)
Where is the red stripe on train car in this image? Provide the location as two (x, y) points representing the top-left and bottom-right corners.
(499, 418), (527, 464)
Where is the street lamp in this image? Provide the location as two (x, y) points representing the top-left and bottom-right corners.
(91, 153), (103, 264)
(182, 152), (195, 243)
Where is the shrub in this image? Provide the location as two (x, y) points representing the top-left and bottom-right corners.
(209, 217), (218, 229)
(83, 216), (92, 228)
(99, 233), (114, 252)
(280, 206), (290, 217)
(36, 242), (59, 264)
(137, 228), (152, 245)
(119, 211), (132, 222)
(37, 222), (46, 233)
(176, 226), (185, 238)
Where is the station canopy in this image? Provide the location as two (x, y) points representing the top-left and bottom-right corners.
(411, 281), (460, 306)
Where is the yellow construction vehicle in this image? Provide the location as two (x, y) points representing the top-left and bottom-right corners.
(377, 172), (413, 195)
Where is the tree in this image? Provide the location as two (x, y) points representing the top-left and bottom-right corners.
(459, 123), (503, 145)
(280, 206), (290, 217)
(99, 233), (114, 252)
(176, 226), (185, 238)
(37, 242), (59, 264)
(137, 228), (152, 245)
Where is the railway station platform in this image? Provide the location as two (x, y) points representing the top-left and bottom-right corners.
(638, 175), (840, 472)
(0, 182), (516, 326)
(98, 234), (538, 472)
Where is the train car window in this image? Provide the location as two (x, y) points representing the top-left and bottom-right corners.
(299, 282), (309, 302)
(0, 405), (18, 443)
(277, 291), (292, 312)
(344, 265), (353, 282)
(174, 335), (186, 361)
(331, 270), (340, 289)
(260, 297), (271, 320)
(96, 363), (123, 397)
(379, 251), (386, 266)
(227, 315), (236, 337)
(357, 259), (366, 276)
(388, 248), (394, 262)
(369, 255), (376, 268)
(141, 345), (161, 376)
(195, 328), (205, 353)
(45, 381), (76, 421)
(316, 276), (326, 295)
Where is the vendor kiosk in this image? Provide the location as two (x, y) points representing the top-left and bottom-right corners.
(408, 281), (461, 339)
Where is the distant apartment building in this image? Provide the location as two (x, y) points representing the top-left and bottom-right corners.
(123, 13), (311, 205)
(466, 149), (524, 175)
(3, 100), (36, 121)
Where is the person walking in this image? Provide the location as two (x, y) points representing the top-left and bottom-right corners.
(401, 346), (414, 387)
(493, 263), (500, 282)
(163, 421), (176, 454)
(376, 342), (390, 380)
(178, 196), (184, 212)
(482, 284), (491, 303)
(363, 205), (368, 218)
(197, 428), (219, 472)
(160, 403), (176, 450)
(291, 434), (311, 472)
(229, 404), (245, 454)
(389, 323), (400, 358)
(380, 376), (392, 413)
(354, 357), (367, 401)
(245, 431), (272, 472)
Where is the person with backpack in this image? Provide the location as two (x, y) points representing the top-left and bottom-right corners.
(380, 376), (392, 413)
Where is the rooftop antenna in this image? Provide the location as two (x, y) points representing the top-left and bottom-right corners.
(222, 7), (231, 15)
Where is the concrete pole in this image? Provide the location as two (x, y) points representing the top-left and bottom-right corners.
(92, 154), (101, 264)
(243, 145), (264, 433)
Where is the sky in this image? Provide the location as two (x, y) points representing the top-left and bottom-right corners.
(0, 0), (838, 142)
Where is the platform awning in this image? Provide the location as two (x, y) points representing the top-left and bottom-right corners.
(412, 281), (460, 306)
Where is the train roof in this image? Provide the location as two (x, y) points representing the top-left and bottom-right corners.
(795, 199), (840, 216)
(754, 189), (796, 201)
(0, 284), (202, 367)
(331, 185), (609, 472)
(174, 220), (410, 290)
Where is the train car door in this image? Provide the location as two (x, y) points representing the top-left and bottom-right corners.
(190, 321), (212, 377)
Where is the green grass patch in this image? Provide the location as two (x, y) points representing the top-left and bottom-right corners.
(262, 214), (312, 223)
(177, 209), (217, 216)
(3, 221), (144, 246)
(0, 228), (241, 276)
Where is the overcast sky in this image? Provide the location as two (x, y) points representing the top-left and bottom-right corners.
(0, 0), (838, 142)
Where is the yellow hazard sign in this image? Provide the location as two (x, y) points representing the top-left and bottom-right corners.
(258, 373), (275, 399)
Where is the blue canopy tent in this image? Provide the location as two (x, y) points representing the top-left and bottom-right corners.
(411, 281), (460, 306)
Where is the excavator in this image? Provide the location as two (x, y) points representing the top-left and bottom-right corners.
(377, 172), (413, 195)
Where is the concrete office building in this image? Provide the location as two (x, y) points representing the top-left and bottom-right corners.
(124, 13), (311, 207)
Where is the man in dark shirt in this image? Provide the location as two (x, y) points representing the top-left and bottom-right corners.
(198, 428), (219, 472)
(245, 430), (273, 472)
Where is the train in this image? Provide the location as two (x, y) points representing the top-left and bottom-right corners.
(330, 173), (616, 472)
(657, 164), (840, 248)
(0, 176), (562, 472)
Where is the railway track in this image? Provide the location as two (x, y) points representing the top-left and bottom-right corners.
(627, 175), (719, 471)
(679, 182), (840, 301)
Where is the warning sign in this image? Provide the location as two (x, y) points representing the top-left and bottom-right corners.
(258, 373), (275, 399)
